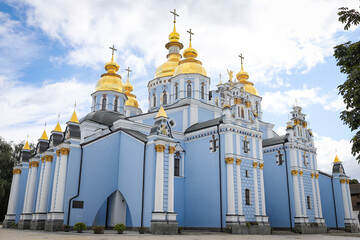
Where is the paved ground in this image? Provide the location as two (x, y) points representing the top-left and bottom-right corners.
(1, 228), (360, 240)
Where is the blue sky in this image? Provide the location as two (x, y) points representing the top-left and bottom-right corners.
(0, 0), (359, 179)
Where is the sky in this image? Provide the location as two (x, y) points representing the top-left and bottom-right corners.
(0, 0), (359, 179)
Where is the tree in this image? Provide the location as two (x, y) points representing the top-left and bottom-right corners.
(334, 7), (360, 163)
(349, 179), (359, 184)
(0, 137), (16, 221)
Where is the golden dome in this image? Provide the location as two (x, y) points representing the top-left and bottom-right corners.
(124, 78), (139, 108)
(96, 56), (124, 93)
(173, 42), (207, 77)
(236, 64), (259, 96)
(155, 23), (183, 78)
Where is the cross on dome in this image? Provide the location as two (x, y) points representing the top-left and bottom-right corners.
(109, 45), (117, 61)
(187, 28), (194, 42)
(125, 66), (132, 78)
(170, 9), (179, 23)
(239, 53), (244, 65)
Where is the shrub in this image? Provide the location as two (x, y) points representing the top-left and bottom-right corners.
(178, 226), (184, 234)
(74, 222), (86, 233)
(62, 224), (71, 232)
(310, 222), (319, 228)
(138, 226), (146, 234)
(92, 225), (104, 234)
(246, 221), (258, 228)
(114, 223), (126, 234)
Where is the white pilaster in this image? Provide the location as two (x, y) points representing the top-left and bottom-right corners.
(311, 174), (319, 219)
(182, 108), (188, 132)
(167, 145), (176, 213)
(259, 163), (266, 216)
(253, 162), (260, 216)
(35, 159), (45, 213)
(190, 105), (198, 126)
(226, 158), (235, 215)
(25, 161), (39, 213)
(38, 155), (53, 213)
(341, 179), (350, 219)
(299, 172), (307, 217)
(54, 148), (69, 212)
(194, 78), (199, 99)
(154, 144), (165, 212)
(252, 139), (257, 159)
(292, 170), (302, 219)
(315, 174), (323, 218)
(22, 165), (32, 213)
(346, 182), (354, 219)
(50, 152), (61, 212)
(6, 169), (21, 215)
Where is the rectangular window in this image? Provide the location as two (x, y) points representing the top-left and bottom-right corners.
(174, 157), (180, 176)
(307, 196), (311, 209)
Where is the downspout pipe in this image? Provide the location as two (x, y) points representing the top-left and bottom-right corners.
(217, 121), (223, 232)
(283, 135), (292, 231)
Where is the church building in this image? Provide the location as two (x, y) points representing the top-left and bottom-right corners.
(3, 10), (358, 234)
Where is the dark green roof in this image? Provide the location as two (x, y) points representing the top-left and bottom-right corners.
(185, 116), (224, 134)
(262, 134), (289, 147)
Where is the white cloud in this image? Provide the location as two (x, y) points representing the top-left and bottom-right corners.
(262, 86), (345, 114)
(0, 77), (93, 143)
(315, 134), (360, 181)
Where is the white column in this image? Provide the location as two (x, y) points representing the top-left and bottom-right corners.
(38, 155), (53, 213)
(54, 148), (69, 212)
(259, 163), (266, 216)
(253, 162), (260, 216)
(236, 159), (243, 217)
(252, 139), (257, 159)
(226, 158), (235, 215)
(311, 173), (319, 219)
(25, 161), (39, 213)
(299, 171), (307, 217)
(35, 158), (45, 212)
(167, 146), (176, 213)
(50, 151), (61, 212)
(194, 78), (199, 99)
(346, 181), (354, 219)
(315, 174), (323, 218)
(258, 140), (263, 160)
(22, 165), (32, 213)
(292, 170), (302, 218)
(154, 144), (165, 212)
(341, 179), (350, 219)
(6, 169), (22, 215)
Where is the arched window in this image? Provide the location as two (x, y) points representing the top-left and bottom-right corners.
(174, 151), (181, 177)
(307, 196), (311, 209)
(187, 82), (192, 98)
(201, 83), (205, 100)
(114, 98), (118, 112)
(241, 107), (245, 118)
(153, 94), (156, 107)
(102, 96), (107, 110)
(163, 91), (167, 105)
(245, 189), (250, 205)
(175, 83), (179, 99)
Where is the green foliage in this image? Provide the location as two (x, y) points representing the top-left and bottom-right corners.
(114, 223), (126, 233)
(178, 226), (184, 234)
(310, 222), (319, 227)
(138, 226), (146, 234)
(334, 7), (360, 163)
(74, 222), (86, 232)
(246, 221), (258, 228)
(349, 179), (359, 184)
(92, 225), (104, 234)
(62, 224), (71, 232)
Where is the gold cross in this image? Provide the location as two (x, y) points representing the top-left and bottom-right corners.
(170, 9), (179, 23)
(239, 53), (244, 65)
(125, 67), (132, 78)
(109, 45), (117, 58)
(187, 28), (194, 42)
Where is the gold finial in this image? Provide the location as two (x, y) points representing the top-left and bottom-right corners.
(187, 28), (194, 42)
(219, 73), (222, 84)
(170, 9), (179, 24)
(227, 69), (233, 82)
(109, 45), (117, 62)
(156, 106), (168, 119)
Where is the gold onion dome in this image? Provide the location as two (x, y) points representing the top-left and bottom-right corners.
(125, 78), (139, 108)
(96, 55), (124, 93)
(173, 41), (207, 77)
(236, 64), (259, 96)
(155, 21), (184, 78)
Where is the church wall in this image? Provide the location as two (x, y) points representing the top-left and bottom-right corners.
(174, 176), (185, 226)
(198, 107), (214, 123)
(263, 146), (295, 228)
(63, 145), (82, 225)
(67, 133), (120, 226)
(319, 174), (345, 228)
(184, 133), (225, 228)
(15, 164), (29, 222)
